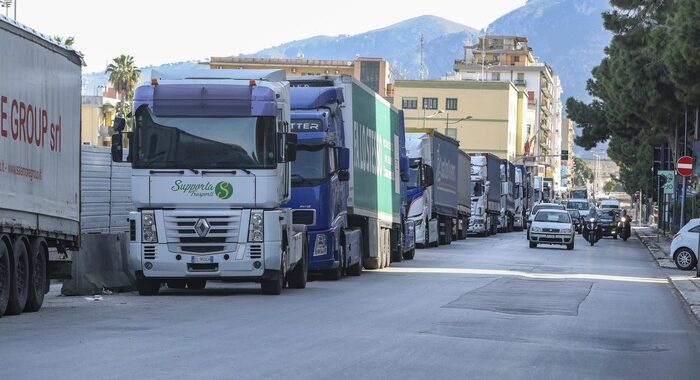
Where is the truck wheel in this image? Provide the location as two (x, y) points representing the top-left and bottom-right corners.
(287, 242), (308, 288)
(392, 230), (403, 263)
(137, 278), (161, 296)
(186, 279), (206, 290)
(0, 239), (11, 316)
(402, 248), (415, 260)
(6, 238), (30, 315)
(24, 239), (47, 313)
(262, 247), (286, 295)
(347, 253), (362, 276)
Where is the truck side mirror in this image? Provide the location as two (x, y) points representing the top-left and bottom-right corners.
(338, 170), (350, 182)
(423, 165), (434, 187)
(111, 134), (123, 162)
(279, 132), (298, 163)
(113, 117), (126, 133)
(337, 147), (350, 171)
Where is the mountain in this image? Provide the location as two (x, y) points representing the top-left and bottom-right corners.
(247, 15), (479, 79)
(486, 0), (612, 158)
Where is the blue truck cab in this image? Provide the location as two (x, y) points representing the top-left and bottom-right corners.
(284, 86), (356, 279)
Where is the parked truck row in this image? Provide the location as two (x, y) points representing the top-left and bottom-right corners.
(0, 16), (547, 314)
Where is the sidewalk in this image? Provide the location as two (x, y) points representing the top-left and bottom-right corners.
(635, 227), (700, 324)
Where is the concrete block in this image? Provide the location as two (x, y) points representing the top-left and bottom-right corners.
(61, 233), (136, 296)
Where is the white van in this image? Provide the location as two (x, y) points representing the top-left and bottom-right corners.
(600, 199), (621, 210)
(566, 199), (591, 217)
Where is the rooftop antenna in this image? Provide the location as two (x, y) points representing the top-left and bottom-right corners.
(419, 33), (426, 80)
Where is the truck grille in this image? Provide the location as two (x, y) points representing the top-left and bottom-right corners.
(249, 244), (262, 259)
(143, 245), (156, 260)
(164, 210), (241, 254)
(293, 209), (316, 225)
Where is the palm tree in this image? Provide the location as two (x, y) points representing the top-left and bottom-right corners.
(105, 55), (141, 114)
(52, 36), (75, 47)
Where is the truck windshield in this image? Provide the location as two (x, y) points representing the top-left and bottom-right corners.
(133, 107), (277, 170)
(291, 145), (329, 186)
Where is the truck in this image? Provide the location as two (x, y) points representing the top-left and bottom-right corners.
(111, 69), (308, 295)
(406, 129), (459, 247)
(543, 177), (554, 202)
(513, 164), (528, 231)
(498, 159), (516, 232)
(456, 150), (471, 239)
(467, 153), (501, 236)
(284, 75), (404, 271)
(0, 17), (83, 315)
(570, 186), (588, 200)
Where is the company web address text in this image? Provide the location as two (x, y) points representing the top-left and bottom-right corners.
(0, 160), (42, 180)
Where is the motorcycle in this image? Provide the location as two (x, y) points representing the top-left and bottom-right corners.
(618, 215), (631, 241)
(583, 217), (602, 246)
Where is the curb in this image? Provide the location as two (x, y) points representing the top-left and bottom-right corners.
(634, 228), (700, 325)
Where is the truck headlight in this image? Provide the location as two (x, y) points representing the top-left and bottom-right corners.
(314, 234), (327, 256)
(142, 211), (158, 243)
(248, 211), (264, 242)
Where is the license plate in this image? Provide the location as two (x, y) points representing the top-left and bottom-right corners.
(193, 256), (213, 264)
(546, 235), (558, 239)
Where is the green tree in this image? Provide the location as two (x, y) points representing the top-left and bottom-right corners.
(572, 157), (595, 186)
(52, 36), (75, 46)
(664, 0), (700, 105)
(105, 55), (141, 115)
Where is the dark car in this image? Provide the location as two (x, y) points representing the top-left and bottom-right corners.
(568, 209), (582, 233)
(598, 209), (620, 238)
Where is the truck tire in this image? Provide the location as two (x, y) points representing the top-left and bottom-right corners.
(402, 248), (415, 260)
(392, 229), (403, 263)
(186, 279), (206, 290)
(24, 239), (47, 313)
(439, 217), (448, 245)
(137, 278), (161, 296)
(0, 239), (11, 316)
(6, 237), (30, 315)
(382, 229), (390, 268)
(287, 242), (308, 288)
(262, 247), (286, 295)
(347, 254), (362, 276)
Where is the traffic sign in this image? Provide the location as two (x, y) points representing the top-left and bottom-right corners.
(677, 156), (694, 177)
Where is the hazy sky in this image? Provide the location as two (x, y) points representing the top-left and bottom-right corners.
(12, 0), (526, 73)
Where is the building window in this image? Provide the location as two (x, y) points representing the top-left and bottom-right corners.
(422, 97), (438, 110)
(360, 61), (380, 94)
(402, 97), (418, 109)
(517, 73), (525, 81)
(445, 98), (458, 111)
(513, 56), (520, 63)
(492, 72), (501, 81)
(445, 128), (457, 140)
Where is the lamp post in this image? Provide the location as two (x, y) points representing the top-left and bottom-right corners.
(444, 114), (473, 137)
(423, 109), (444, 128)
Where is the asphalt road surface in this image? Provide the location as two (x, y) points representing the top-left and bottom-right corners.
(2, 231), (700, 380)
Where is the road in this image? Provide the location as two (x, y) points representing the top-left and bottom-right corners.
(2, 231), (700, 380)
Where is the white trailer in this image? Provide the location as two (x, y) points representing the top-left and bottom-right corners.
(0, 16), (83, 315)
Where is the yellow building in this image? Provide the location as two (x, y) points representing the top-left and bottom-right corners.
(81, 95), (117, 146)
(393, 80), (525, 162)
(209, 56), (392, 98)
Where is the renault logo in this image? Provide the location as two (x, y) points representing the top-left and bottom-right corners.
(194, 218), (211, 237)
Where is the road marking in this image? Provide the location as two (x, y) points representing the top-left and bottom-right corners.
(379, 267), (668, 284)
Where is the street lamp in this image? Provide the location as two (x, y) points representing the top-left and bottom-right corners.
(444, 113), (473, 137)
(423, 109), (444, 128)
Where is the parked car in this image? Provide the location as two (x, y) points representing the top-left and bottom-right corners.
(671, 219), (700, 270)
(568, 209), (582, 233)
(528, 209), (575, 250)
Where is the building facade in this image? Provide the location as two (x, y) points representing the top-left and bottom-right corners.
(453, 35), (562, 179)
(209, 56), (392, 97)
(81, 92), (118, 146)
(393, 80), (524, 162)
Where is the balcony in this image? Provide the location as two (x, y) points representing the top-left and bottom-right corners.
(514, 79), (527, 86)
